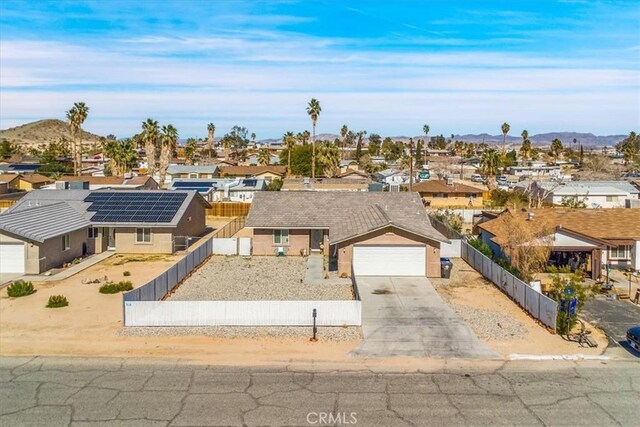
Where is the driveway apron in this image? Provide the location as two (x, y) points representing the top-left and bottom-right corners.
(352, 276), (498, 358)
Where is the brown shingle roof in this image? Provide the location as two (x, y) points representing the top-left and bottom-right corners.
(60, 176), (126, 185)
(281, 178), (370, 191)
(0, 174), (19, 184)
(19, 174), (54, 185)
(413, 180), (484, 194)
(478, 208), (640, 243)
(246, 192), (448, 243)
(220, 166), (286, 177)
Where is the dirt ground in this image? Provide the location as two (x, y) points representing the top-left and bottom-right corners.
(431, 258), (608, 357)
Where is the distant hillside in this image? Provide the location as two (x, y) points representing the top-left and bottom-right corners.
(0, 119), (104, 148)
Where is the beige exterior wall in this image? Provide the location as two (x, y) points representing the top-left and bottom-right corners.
(252, 228), (311, 256)
(114, 227), (174, 253)
(421, 193), (483, 208)
(336, 227), (441, 278)
(87, 227), (108, 254)
(174, 198), (207, 238)
(0, 182), (7, 194)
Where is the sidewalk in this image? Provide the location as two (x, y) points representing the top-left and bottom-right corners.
(17, 251), (115, 284)
(304, 254), (352, 285)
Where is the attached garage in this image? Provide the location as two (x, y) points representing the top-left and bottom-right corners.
(353, 245), (426, 276)
(0, 243), (25, 274)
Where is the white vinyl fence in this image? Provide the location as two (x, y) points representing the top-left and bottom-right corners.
(461, 240), (558, 332)
(124, 300), (361, 326)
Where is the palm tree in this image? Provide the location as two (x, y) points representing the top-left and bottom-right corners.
(141, 119), (160, 177)
(306, 98), (321, 178)
(207, 123), (215, 160)
(257, 148), (271, 166)
(317, 142), (340, 177)
(104, 139), (137, 176)
(184, 138), (198, 165)
(550, 138), (563, 165)
(66, 102), (89, 175)
(501, 122), (510, 154)
(519, 130), (531, 161)
(480, 148), (501, 188)
(282, 131), (296, 174)
(159, 124), (178, 185)
(423, 124), (430, 149)
(340, 124), (348, 160)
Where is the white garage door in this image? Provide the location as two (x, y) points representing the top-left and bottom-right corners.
(0, 243), (25, 274)
(353, 245), (426, 276)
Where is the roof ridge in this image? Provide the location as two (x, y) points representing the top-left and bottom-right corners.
(374, 203), (392, 224)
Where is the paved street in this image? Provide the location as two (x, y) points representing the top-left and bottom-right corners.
(353, 276), (497, 358)
(582, 295), (640, 356)
(1, 356), (638, 426)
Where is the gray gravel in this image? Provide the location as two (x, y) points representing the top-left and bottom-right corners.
(449, 304), (528, 341)
(119, 326), (362, 341)
(168, 256), (354, 301)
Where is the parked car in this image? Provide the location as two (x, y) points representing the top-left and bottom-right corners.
(470, 174), (484, 183)
(627, 326), (640, 352)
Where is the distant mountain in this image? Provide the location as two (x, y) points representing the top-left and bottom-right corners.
(0, 119), (104, 148)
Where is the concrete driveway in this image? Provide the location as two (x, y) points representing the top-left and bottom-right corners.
(352, 276), (498, 358)
(582, 295), (640, 357)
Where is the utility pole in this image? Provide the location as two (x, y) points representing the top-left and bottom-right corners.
(409, 138), (414, 192)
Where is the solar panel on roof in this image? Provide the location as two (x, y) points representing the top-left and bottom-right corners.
(83, 192), (187, 224)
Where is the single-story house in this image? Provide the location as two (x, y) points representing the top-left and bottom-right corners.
(166, 165), (220, 183)
(243, 153), (280, 166)
(0, 163), (42, 175)
(531, 181), (640, 208)
(281, 177), (370, 192)
(219, 165), (287, 182)
(339, 160), (361, 174)
(508, 164), (562, 177)
(0, 182), (8, 195)
(337, 169), (371, 180)
(43, 175), (159, 191)
(413, 179), (485, 208)
(374, 169), (408, 185)
(169, 178), (266, 202)
(0, 174), (20, 191)
(245, 192), (449, 278)
(15, 174), (54, 191)
(477, 208), (640, 278)
(0, 189), (210, 274)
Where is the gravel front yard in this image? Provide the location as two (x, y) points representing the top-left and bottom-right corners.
(168, 256), (354, 301)
(119, 326), (362, 341)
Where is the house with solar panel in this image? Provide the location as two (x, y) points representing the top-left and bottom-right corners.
(165, 165), (220, 185)
(169, 178), (266, 202)
(0, 189), (211, 275)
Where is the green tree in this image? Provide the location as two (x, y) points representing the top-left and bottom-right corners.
(265, 178), (282, 191)
(66, 102), (89, 176)
(550, 138), (563, 165)
(423, 124), (429, 141)
(547, 271), (597, 335)
(317, 141), (340, 177)
(104, 139), (138, 176)
(501, 122), (510, 154)
(0, 139), (18, 159)
(381, 138), (403, 161)
(306, 98), (321, 178)
(414, 139), (423, 168)
(141, 118), (160, 176)
(368, 133), (381, 156)
(184, 138), (198, 165)
(206, 123), (215, 160)
(340, 124), (348, 160)
(280, 144), (313, 176)
(282, 131), (296, 174)
(257, 147), (271, 166)
(480, 148), (501, 188)
(159, 124), (178, 185)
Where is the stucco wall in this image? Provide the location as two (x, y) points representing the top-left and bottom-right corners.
(252, 228), (310, 256)
(422, 195), (483, 208)
(336, 227), (441, 278)
(115, 227), (174, 253)
(175, 198), (207, 238)
(35, 228), (88, 273)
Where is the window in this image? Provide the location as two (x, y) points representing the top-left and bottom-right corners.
(62, 234), (70, 251)
(136, 228), (151, 243)
(188, 172), (198, 179)
(88, 227), (98, 239)
(606, 195), (618, 202)
(466, 193), (477, 198)
(610, 245), (629, 259)
(273, 229), (289, 245)
(434, 193), (448, 198)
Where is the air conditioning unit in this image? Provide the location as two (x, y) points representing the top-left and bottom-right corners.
(275, 247), (286, 256)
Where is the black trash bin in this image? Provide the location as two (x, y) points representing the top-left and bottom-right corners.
(440, 257), (453, 279)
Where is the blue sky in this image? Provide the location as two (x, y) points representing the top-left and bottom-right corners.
(1, 0), (638, 138)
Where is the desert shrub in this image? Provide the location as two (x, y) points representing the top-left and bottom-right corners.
(123, 271), (131, 277)
(6, 280), (35, 298)
(495, 258), (524, 280)
(547, 272), (597, 335)
(467, 237), (493, 258)
(99, 281), (133, 294)
(71, 257), (82, 265)
(46, 295), (69, 308)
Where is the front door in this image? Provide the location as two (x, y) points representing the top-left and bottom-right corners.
(310, 229), (323, 252)
(592, 248), (602, 279)
(107, 228), (116, 250)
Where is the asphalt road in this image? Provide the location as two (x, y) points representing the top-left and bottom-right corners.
(1, 356), (638, 426)
(353, 276), (497, 358)
(582, 295), (640, 355)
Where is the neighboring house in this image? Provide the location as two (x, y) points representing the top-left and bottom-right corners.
(477, 208), (640, 278)
(413, 179), (485, 208)
(0, 182), (7, 195)
(15, 174), (54, 191)
(374, 169), (408, 185)
(339, 160), (361, 174)
(169, 178), (266, 202)
(337, 169), (370, 180)
(532, 181), (640, 208)
(166, 165), (220, 183)
(508, 163), (562, 177)
(219, 166), (286, 182)
(246, 192), (449, 278)
(281, 177), (370, 192)
(0, 174), (20, 191)
(0, 163), (42, 174)
(0, 189), (210, 274)
(42, 176), (159, 191)
(425, 149), (452, 157)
